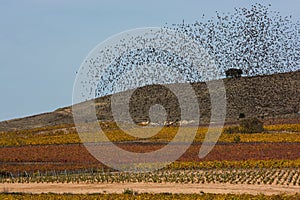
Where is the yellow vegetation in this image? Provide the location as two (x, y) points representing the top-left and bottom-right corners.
(0, 123), (299, 146)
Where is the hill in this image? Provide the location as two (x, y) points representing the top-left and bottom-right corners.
(0, 70), (299, 132)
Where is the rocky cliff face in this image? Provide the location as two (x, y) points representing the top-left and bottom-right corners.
(0, 70), (299, 131)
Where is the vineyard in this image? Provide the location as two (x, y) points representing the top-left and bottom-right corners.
(0, 124), (299, 146)
(1, 167), (300, 186)
(0, 123), (299, 197)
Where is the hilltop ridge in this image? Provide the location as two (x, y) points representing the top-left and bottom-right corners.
(0, 70), (299, 132)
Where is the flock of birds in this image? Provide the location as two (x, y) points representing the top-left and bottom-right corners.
(76, 3), (299, 101)
(77, 26), (218, 100)
(169, 3), (299, 76)
(95, 48), (201, 97)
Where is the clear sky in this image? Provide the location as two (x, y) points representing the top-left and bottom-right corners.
(0, 0), (299, 121)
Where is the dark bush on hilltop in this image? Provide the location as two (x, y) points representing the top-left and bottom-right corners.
(239, 113), (246, 119)
(226, 68), (243, 78)
(240, 117), (264, 133)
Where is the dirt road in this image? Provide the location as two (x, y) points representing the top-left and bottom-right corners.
(1, 183), (299, 195)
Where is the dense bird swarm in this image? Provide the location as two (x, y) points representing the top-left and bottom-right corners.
(88, 4), (300, 98)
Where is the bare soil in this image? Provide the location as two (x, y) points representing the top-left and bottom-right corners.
(1, 182), (299, 195)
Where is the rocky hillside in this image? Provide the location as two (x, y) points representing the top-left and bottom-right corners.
(0, 70), (299, 132)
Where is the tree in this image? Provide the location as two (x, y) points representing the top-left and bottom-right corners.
(225, 68), (243, 78)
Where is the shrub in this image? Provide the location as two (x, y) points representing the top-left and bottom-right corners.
(123, 188), (134, 195)
(223, 118), (264, 134)
(223, 126), (240, 134)
(239, 113), (245, 119)
(239, 118), (264, 133)
(234, 135), (241, 143)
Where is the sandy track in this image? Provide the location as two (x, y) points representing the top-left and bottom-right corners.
(1, 183), (299, 195)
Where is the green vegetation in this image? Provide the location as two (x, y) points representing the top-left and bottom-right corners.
(233, 135), (241, 143)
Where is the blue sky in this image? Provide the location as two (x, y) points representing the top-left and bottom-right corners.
(0, 0), (299, 121)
